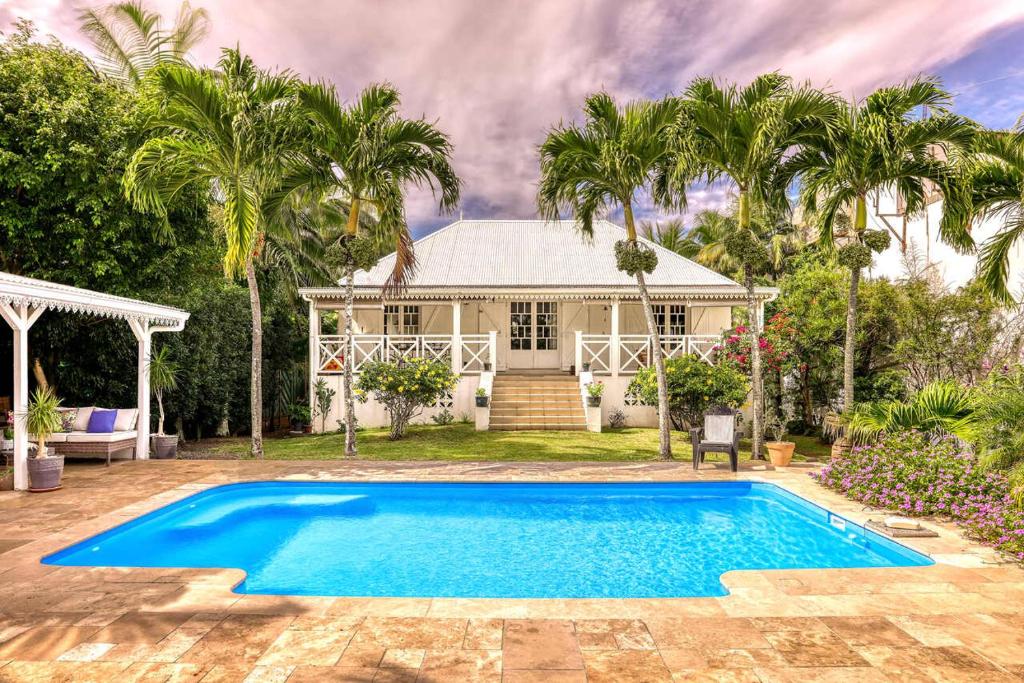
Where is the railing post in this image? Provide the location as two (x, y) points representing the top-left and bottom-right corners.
(610, 299), (620, 377)
(307, 300), (319, 413)
(488, 330), (497, 371)
(574, 330), (583, 375)
(452, 300), (462, 374)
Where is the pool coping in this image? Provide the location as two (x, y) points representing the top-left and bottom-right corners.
(38, 476), (942, 606)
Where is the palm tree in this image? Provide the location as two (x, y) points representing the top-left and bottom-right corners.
(79, 0), (209, 84)
(298, 82), (461, 457)
(785, 78), (976, 411)
(688, 210), (740, 274)
(538, 93), (684, 460)
(640, 219), (693, 257)
(954, 122), (1024, 303)
(123, 48), (309, 458)
(678, 73), (836, 460)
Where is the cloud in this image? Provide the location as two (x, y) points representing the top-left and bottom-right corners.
(5, 0), (1024, 234)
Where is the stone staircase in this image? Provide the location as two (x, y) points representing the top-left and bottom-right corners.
(489, 373), (587, 431)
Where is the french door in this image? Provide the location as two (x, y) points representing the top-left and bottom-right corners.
(508, 301), (559, 369)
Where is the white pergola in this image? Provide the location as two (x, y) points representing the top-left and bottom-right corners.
(0, 273), (189, 490)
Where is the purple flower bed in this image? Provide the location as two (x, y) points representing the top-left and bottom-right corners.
(812, 431), (1024, 561)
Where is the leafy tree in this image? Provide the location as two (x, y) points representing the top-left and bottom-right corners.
(355, 358), (458, 440)
(124, 48), (310, 458)
(298, 82), (460, 457)
(538, 92), (683, 459)
(974, 366), (1024, 503)
(785, 77), (976, 411)
(79, 0), (209, 84)
(677, 73), (835, 459)
(627, 355), (749, 431)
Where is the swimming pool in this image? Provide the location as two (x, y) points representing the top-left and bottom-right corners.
(44, 481), (931, 598)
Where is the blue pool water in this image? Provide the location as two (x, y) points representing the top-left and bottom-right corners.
(44, 481), (931, 598)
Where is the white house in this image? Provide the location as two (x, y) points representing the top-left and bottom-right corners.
(299, 219), (775, 431)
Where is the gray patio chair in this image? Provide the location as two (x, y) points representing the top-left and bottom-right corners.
(689, 406), (740, 472)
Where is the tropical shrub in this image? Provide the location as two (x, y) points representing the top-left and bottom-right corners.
(843, 381), (977, 446)
(973, 366), (1024, 504)
(355, 358), (458, 440)
(813, 432), (1024, 561)
(627, 355), (749, 431)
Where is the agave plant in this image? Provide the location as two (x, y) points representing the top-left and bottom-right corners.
(844, 381), (977, 446)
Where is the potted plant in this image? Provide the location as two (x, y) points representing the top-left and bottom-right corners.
(149, 346), (181, 459)
(764, 413), (795, 467)
(475, 387), (489, 407)
(24, 386), (64, 492)
(288, 404), (312, 433)
(586, 381), (604, 407)
(582, 361), (591, 372)
(1, 426), (12, 451)
(482, 361), (492, 372)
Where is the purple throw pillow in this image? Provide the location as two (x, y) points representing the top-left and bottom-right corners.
(86, 409), (117, 433)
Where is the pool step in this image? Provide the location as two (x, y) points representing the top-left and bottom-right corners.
(489, 373), (587, 431)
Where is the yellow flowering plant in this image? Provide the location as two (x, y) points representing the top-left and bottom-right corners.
(355, 358), (458, 440)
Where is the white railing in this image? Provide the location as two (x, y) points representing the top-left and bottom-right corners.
(576, 333), (719, 375)
(317, 333), (496, 374)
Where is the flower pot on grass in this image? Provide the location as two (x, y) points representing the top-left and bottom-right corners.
(151, 434), (179, 459)
(766, 441), (795, 467)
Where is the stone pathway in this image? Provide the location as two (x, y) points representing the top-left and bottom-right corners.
(0, 458), (1021, 681)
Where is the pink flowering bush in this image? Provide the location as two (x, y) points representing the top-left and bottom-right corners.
(813, 431), (1024, 561)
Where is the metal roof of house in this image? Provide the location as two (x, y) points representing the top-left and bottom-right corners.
(301, 219), (776, 302)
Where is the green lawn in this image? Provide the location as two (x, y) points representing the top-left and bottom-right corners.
(193, 424), (830, 463)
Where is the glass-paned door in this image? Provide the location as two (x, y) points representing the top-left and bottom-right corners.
(508, 301), (559, 369)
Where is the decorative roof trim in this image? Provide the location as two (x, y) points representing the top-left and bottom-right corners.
(0, 272), (190, 327)
(301, 285), (778, 304)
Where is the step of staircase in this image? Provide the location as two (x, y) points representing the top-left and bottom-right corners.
(489, 373), (587, 431)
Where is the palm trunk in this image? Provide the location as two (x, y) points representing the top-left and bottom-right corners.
(343, 262), (357, 457)
(245, 258), (264, 459)
(843, 195), (867, 412)
(156, 389), (165, 436)
(625, 202), (671, 459)
(342, 197), (361, 458)
(745, 265), (764, 460)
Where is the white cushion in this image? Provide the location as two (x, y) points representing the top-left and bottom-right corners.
(66, 430), (137, 444)
(31, 433), (68, 443)
(114, 409), (138, 431)
(704, 414), (735, 443)
(72, 407), (95, 432)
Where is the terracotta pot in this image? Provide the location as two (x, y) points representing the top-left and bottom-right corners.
(151, 434), (179, 459)
(766, 441), (795, 467)
(28, 453), (63, 492)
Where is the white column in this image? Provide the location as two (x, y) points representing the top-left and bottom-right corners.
(129, 319), (152, 460)
(610, 299), (621, 377)
(451, 300), (462, 375)
(574, 330), (583, 376)
(0, 302), (44, 491)
(488, 330), (497, 371)
(307, 300), (319, 412)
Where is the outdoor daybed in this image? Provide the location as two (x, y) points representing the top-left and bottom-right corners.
(35, 407), (139, 466)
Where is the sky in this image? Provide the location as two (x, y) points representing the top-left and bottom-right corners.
(3, 0), (1024, 241)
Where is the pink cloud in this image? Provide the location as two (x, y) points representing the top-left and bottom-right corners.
(4, 1), (1023, 233)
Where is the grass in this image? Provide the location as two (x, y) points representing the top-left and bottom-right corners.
(193, 424), (830, 463)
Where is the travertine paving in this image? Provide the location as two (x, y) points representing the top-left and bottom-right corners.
(0, 457), (1021, 682)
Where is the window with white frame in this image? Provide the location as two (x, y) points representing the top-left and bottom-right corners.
(383, 304), (420, 334)
(653, 304), (686, 336)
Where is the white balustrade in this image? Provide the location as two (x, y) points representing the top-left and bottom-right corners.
(578, 334), (720, 374)
(317, 333), (495, 375)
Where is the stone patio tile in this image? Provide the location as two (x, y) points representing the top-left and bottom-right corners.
(120, 661), (211, 682)
(0, 626), (100, 660)
(572, 619), (655, 650)
(942, 613), (1024, 667)
(419, 649), (501, 682)
(288, 616), (364, 632)
(195, 664), (253, 682)
(656, 647), (707, 673)
(502, 620), (583, 670)
(748, 616), (831, 633)
(753, 666), (889, 682)
(500, 669), (587, 683)
(645, 617), (770, 651)
(378, 648), (424, 668)
(241, 665), (293, 683)
(177, 615), (294, 666)
(285, 666), (376, 682)
(702, 646), (788, 669)
(819, 616), (921, 647)
(349, 617), (467, 649)
(326, 599), (430, 618)
(93, 611), (195, 644)
(428, 599), (530, 619)
(0, 660), (131, 682)
(55, 641), (115, 662)
(256, 627), (354, 666)
(581, 649), (672, 683)
(372, 668), (419, 683)
(336, 644), (385, 668)
(762, 630), (869, 667)
(463, 618), (503, 649)
(574, 631), (617, 650)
